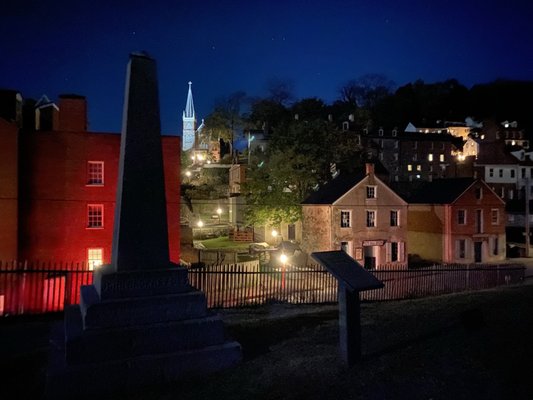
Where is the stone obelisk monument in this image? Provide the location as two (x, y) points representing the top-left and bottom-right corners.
(47, 53), (241, 399)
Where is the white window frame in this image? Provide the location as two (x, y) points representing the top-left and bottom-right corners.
(390, 210), (399, 227)
(386, 241), (404, 262)
(87, 161), (104, 186)
(366, 185), (377, 199)
(87, 204), (104, 229)
(340, 210), (351, 228)
(87, 248), (103, 271)
(366, 210), (376, 228)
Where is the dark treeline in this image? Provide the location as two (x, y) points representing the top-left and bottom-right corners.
(242, 77), (533, 134)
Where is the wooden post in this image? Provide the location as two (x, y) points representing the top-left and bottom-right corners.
(338, 282), (361, 365)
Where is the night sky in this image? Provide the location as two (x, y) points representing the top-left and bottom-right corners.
(1, 0), (532, 134)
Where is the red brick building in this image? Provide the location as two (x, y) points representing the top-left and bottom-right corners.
(0, 93), (181, 267)
(407, 178), (506, 263)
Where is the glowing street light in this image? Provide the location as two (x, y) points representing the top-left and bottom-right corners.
(185, 170), (191, 178)
(216, 207), (222, 223)
(197, 220), (204, 228)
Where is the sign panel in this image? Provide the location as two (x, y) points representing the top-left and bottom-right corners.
(311, 250), (384, 292)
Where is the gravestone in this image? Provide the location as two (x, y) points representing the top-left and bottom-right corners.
(312, 250), (383, 365)
(46, 53), (241, 398)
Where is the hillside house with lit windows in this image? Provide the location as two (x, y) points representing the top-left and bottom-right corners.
(0, 92), (181, 268)
(406, 178), (506, 263)
(301, 163), (408, 269)
(355, 126), (471, 184)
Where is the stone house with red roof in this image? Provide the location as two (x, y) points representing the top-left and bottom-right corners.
(301, 164), (408, 269)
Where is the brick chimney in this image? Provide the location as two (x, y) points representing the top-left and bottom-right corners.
(58, 94), (87, 131)
(365, 162), (375, 175)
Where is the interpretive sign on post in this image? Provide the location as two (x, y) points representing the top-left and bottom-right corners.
(312, 250), (384, 365)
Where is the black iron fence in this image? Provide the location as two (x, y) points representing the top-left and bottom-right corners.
(0, 260), (525, 316)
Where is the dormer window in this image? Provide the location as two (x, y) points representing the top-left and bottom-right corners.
(378, 128), (384, 136)
(342, 121), (349, 131)
(392, 129), (397, 136)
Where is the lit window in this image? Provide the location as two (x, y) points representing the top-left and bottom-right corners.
(366, 186), (376, 199)
(407, 164), (413, 171)
(416, 164), (422, 171)
(87, 248), (103, 271)
(458, 209), (466, 225)
(87, 161), (104, 185)
(87, 204), (104, 228)
(340, 211), (351, 228)
(439, 154), (444, 162)
(390, 210), (399, 227)
(428, 153), (433, 161)
(491, 209), (499, 225)
(366, 210), (376, 227)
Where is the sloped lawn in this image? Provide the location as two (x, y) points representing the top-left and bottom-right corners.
(1, 281), (532, 399)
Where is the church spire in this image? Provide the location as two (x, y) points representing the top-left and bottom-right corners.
(182, 81), (197, 151)
(183, 81), (195, 119)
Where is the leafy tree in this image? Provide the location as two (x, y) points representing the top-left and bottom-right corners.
(248, 99), (290, 133)
(243, 118), (363, 226)
(265, 78), (295, 106)
(290, 97), (327, 121)
(339, 74), (395, 108)
(204, 91), (251, 145)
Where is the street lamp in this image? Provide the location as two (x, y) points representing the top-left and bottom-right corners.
(216, 207), (222, 224)
(272, 229), (282, 245)
(279, 253), (288, 290)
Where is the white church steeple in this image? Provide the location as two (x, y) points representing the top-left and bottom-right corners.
(182, 81), (196, 151)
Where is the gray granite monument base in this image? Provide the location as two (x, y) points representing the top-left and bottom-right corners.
(46, 266), (242, 398)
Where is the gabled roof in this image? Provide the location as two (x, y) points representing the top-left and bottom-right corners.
(407, 178), (476, 204)
(301, 172), (366, 205)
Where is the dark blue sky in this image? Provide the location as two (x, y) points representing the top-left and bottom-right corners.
(1, 0), (532, 134)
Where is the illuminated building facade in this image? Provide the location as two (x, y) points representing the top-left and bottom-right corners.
(0, 93), (181, 267)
